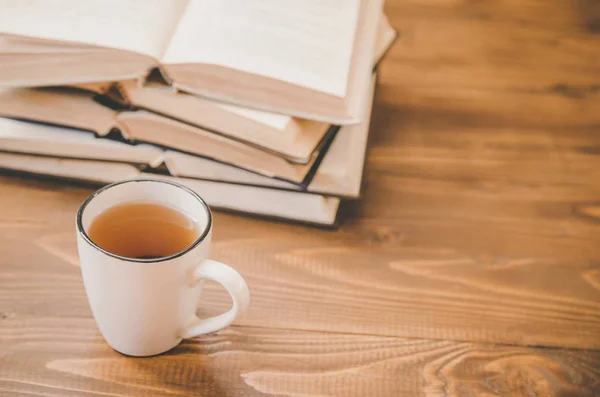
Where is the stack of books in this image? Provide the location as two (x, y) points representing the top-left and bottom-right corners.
(0, 0), (396, 226)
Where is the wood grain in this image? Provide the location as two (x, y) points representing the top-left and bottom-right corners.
(2, 320), (600, 397)
(1, 0), (600, 395)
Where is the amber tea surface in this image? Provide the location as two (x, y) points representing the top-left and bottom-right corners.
(88, 201), (199, 259)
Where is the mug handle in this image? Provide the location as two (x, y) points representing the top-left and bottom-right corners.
(180, 260), (250, 338)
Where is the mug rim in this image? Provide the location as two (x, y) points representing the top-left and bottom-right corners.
(76, 178), (213, 263)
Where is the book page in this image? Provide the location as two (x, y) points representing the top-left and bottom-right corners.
(0, 117), (163, 164)
(0, 0), (189, 59)
(162, 0), (360, 97)
(217, 103), (290, 131)
(0, 152), (142, 183)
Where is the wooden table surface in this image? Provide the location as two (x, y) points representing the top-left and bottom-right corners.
(2, 1), (600, 396)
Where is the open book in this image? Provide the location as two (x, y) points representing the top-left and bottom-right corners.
(0, 153), (341, 226)
(116, 80), (333, 164)
(68, 14), (395, 163)
(0, 0), (384, 123)
(0, 73), (377, 198)
(0, 87), (335, 184)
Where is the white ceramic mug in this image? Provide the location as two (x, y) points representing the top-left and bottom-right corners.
(75, 178), (250, 357)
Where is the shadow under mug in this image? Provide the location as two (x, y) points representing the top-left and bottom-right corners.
(75, 178), (250, 357)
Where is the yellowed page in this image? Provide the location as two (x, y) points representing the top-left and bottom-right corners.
(0, 88), (117, 134)
(162, 0), (360, 96)
(0, 152), (142, 183)
(0, 0), (188, 59)
(0, 117), (163, 164)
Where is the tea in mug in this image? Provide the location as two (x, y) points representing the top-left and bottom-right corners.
(88, 201), (200, 259)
